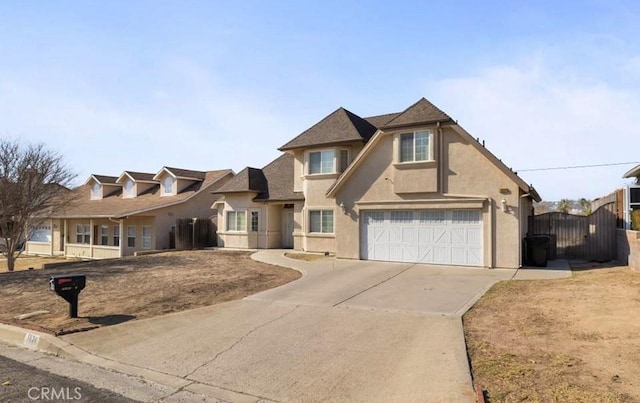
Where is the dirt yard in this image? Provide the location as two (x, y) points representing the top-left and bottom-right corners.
(0, 250), (300, 335)
(463, 262), (640, 402)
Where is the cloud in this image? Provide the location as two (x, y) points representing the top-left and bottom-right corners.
(428, 57), (640, 200)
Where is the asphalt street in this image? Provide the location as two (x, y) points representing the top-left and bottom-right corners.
(0, 354), (132, 402)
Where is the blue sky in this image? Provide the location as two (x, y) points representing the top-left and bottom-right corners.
(1, 1), (639, 200)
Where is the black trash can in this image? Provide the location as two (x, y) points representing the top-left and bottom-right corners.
(525, 235), (551, 267)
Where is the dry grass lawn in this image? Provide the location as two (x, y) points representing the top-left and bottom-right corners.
(0, 250), (300, 335)
(0, 256), (81, 272)
(464, 262), (640, 402)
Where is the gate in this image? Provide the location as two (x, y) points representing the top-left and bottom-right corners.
(175, 218), (216, 250)
(530, 202), (617, 260)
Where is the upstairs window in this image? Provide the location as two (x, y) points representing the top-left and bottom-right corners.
(338, 149), (349, 173)
(400, 131), (431, 162)
(162, 176), (174, 195)
(91, 183), (101, 199)
(123, 179), (135, 198)
(309, 150), (335, 174)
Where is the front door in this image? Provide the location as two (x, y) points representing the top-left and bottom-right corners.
(282, 210), (294, 248)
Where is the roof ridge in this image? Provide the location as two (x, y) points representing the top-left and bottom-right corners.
(278, 107), (345, 151)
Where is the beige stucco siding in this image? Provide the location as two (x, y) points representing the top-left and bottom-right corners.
(333, 127), (529, 268)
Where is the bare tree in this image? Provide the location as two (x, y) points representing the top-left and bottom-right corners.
(0, 140), (76, 271)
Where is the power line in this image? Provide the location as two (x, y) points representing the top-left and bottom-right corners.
(517, 161), (640, 172)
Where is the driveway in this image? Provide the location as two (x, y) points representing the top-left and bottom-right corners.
(62, 252), (569, 402)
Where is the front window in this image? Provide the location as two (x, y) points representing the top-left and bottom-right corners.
(400, 131), (431, 162)
(100, 225), (109, 245)
(113, 225), (120, 246)
(123, 179), (135, 198)
(250, 211), (259, 232)
(142, 226), (152, 249)
(227, 211), (246, 231)
(127, 226), (136, 247)
(76, 224), (90, 244)
(162, 176), (174, 195)
(309, 210), (334, 233)
(309, 150), (335, 174)
(91, 183), (101, 199)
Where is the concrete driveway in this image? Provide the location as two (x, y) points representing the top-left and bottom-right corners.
(62, 251), (568, 402)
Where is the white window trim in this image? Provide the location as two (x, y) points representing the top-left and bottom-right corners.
(142, 225), (152, 249)
(308, 208), (335, 234)
(306, 149), (337, 175)
(127, 225), (136, 248)
(395, 130), (434, 164)
(249, 210), (260, 232)
(161, 175), (177, 196)
(123, 179), (136, 199)
(90, 183), (102, 200)
(226, 210), (247, 232)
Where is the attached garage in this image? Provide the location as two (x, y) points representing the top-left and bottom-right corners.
(360, 209), (483, 267)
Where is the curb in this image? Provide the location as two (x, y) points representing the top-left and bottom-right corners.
(0, 322), (267, 402)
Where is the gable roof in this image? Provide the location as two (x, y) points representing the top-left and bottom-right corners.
(326, 121), (541, 202)
(623, 163), (640, 179)
(54, 169), (233, 218)
(116, 171), (158, 184)
(153, 167), (207, 181)
(85, 175), (120, 186)
(279, 107), (377, 151)
(216, 154), (304, 201)
(381, 98), (453, 129)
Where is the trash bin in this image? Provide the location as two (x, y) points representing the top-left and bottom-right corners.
(525, 235), (551, 267)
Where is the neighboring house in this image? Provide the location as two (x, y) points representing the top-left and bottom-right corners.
(25, 167), (233, 259)
(622, 163), (640, 229)
(215, 98), (540, 269)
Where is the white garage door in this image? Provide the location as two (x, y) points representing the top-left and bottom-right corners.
(361, 210), (483, 267)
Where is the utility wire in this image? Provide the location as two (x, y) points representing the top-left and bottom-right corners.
(517, 161), (640, 172)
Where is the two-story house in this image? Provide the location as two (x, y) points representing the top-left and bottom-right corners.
(25, 167), (233, 259)
(215, 98), (540, 268)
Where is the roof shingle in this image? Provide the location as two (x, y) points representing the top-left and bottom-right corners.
(381, 98), (453, 129)
(279, 108), (377, 151)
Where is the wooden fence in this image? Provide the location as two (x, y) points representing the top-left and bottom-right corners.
(530, 202), (617, 261)
(175, 218), (216, 250)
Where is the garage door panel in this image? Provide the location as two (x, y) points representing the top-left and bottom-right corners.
(361, 209), (483, 267)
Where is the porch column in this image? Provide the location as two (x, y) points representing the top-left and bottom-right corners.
(89, 219), (94, 259)
(119, 219), (124, 258)
(63, 220), (68, 256)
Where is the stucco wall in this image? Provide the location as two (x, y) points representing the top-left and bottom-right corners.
(617, 229), (640, 270)
(333, 125), (528, 268)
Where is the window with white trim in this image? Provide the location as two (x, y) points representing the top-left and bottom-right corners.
(162, 176), (174, 195)
(127, 226), (136, 247)
(399, 130), (431, 162)
(100, 225), (109, 246)
(250, 211), (259, 232)
(123, 179), (135, 198)
(309, 210), (334, 233)
(227, 211), (246, 231)
(113, 225), (120, 247)
(142, 226), (152, 249)
(309, 150), (335, 174)
(76, 224), (90, 244)
(91, 183), (101, 199)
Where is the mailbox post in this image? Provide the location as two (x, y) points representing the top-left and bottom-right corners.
(49, 275), (86, 318)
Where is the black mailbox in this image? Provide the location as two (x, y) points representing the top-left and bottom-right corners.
(49, 275), (86, 318)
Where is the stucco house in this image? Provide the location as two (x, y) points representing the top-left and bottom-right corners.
(215, 98), (540, 268)
(25, 167), (233, 259)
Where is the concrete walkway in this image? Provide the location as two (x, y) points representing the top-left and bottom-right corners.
(3, 251), (571, 402)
